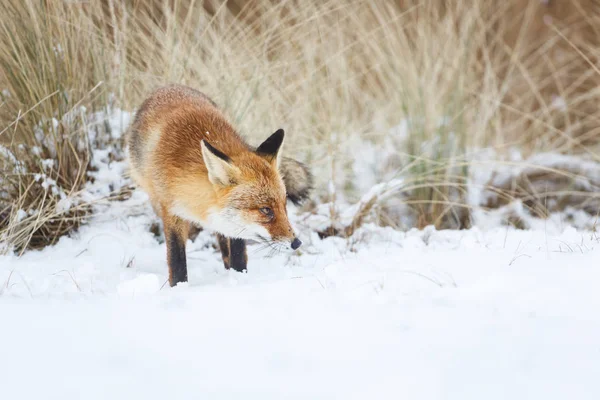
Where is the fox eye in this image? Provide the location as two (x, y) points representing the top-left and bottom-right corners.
(259, 207), (274, 218)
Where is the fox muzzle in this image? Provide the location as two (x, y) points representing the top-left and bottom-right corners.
(290, 237), (302, 250)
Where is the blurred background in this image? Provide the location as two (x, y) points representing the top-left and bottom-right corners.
(1, 0), (600, 252)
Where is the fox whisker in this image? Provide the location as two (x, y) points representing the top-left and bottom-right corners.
(251, 243), (271, 255)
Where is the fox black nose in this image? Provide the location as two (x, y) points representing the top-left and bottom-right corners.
(291, 238), (302, 250)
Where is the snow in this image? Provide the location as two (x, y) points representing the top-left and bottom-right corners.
(14, 209), (27, 222)
(1, 187), (600, 398)
(2, 111), (600, 398)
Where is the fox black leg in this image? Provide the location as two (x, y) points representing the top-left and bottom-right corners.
(167, 231), (187, 286)
(218, 234), (246, 272)
(164, 214), (189, 287)
(228, 238), (247, 272)
(217, 233), (231, 269)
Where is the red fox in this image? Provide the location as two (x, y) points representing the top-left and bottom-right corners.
(127, 85), (312, 286)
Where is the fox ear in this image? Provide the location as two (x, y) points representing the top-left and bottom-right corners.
(256, 129), (284, 169)
(201, 140), (240, 186)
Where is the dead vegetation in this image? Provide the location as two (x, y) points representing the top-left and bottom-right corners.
(1, 0), (600, 251)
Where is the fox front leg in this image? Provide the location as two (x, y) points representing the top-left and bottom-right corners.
(217, 234), (231, 269)
(217, 234), (247, 272)
(163, 212), (190, 287)
(229, 238), (247, 272)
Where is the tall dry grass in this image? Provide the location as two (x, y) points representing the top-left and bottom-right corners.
(1, 0), (599, 251)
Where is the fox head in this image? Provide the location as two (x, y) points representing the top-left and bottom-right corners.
(199, 129), (302, 250)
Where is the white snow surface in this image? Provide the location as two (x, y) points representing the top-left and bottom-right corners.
(1, 189), (600, 399)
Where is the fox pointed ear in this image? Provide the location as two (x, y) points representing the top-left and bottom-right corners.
(201, 140), (240, 186)
(256, 129), (284, 168)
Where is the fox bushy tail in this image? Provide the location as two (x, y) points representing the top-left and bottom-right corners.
(279, 157), (313, 205)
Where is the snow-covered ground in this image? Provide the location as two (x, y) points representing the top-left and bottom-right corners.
(2, 110), (600, 398)
(2, 187), (600, 399)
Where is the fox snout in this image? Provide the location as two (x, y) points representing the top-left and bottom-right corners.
(291, 237), (302, 250)
(284, 223), (302, 250)
(277, 226), (302, 250)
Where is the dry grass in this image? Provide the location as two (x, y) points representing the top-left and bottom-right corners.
(1, 0), (600, 251)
